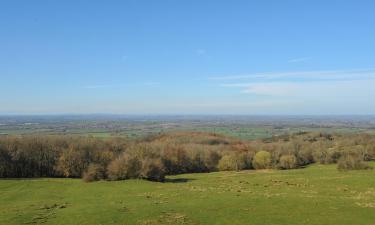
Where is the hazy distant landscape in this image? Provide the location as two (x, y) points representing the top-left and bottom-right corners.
(1, 0), (375, 224)
(1, 115), (375, 139)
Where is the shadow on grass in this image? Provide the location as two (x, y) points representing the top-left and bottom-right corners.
(0, 178), (47, 180)
(164, 178), (195, 183)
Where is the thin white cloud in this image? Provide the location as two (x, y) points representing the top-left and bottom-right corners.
(216, 69), (375, 104)
(209, 69), (375, 81)
(240, 80), (375, 98)
(241, 83), (303, 96)
(172, 100), (294, 108)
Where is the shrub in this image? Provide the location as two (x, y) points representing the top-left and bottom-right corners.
(140, 158), (166, 182)
(107, 153), (142, 180)
(1, 131), (375, 181)
(201, 138), (229, 145)
(56, 146), (91, 177)
(218, 155), (231, 171)
(312, 147), (341, 164)
(296, 146), (314, 165)
(82, 163), (106, 182)
(252, 151), (272, 169)
(0, 146), (12, 178)
(188, 150), (208, 172)
(240, 151), (254, 169)
(161, 147), (192, 174)
(204, 150), (221, 171)
(337, 153), (373, 171)
(93, 150), (114, 168)
(218, 154), (246, 171)
(327, 148), (341, 163)
(279, 155), (298, 169)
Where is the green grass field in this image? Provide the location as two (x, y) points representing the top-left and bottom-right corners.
(1, 163), (375, 225)
(3, 122), (374, 141)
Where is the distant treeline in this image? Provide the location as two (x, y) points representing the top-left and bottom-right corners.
(0, 132), (374, 182)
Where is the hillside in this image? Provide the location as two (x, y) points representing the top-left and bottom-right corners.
(1, 163), (375, 225)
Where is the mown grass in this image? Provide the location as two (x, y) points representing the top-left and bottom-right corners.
(1, 163), (375, 225)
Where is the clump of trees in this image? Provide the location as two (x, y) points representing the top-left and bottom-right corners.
(279, 155), (298, 169)
(107, 153), (142, 180)
(218, 153), (248, 171)
(140, 158), (166, 181)
(0, 131), (374, 182)
(337, 151), (373, 171)
(252, 151), (272, 169)
(83, 164), (106, 182)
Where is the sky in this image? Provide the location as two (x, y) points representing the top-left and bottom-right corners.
(1, 0), (375, 115)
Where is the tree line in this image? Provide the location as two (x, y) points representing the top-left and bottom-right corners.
(0, 131), (374, 182)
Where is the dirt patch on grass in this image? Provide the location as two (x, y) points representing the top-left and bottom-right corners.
(239, 169), (275, 174)
(26, 203), (68, 224)
(355, 202), (375, 208)
(139, 212), (196, 225)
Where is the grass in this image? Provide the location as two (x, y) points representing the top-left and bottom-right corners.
(1, 163), (375, 225)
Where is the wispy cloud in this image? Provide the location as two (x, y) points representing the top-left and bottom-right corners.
(240, 80), (375, 98)
(214, 69), (375, 100)
(287, 57), (311, 63)
(210, 69), (375, 82)
(241, 83), (303, 96)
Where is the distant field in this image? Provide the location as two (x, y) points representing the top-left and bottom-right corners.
(1, 115), (375, 140)
(194, 126), (375, 140)
(2, 125), (375, 140)
(1, 163), (375, 225)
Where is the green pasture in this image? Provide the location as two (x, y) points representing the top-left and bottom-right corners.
(1, 163), (375, 225)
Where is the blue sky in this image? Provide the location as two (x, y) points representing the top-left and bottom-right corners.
(1, 0), (375, 115)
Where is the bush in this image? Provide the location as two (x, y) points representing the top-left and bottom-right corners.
(252, 151), (272, 169)
(311, 140), (339, 164)
(327, 148), (341, 163)
(240, 151), (254, 169)
(82, 164), (106, 182)
(296, 146), (314, 165)
(140, 158), (166, 182)
(313, 147), (342, 165)
(337, 153), (372, 171)
(56, 146), (91, 178)
(161, 147), (192, 174)
(0, 147), (12, 178)
(204, 150), (221, 171)
(1, 131), (375, 181)
(188, 150), (208, 172)
(201, 138), (229, 145)
(279, 155), (298, 169)
(107, 153), (142, 180)
(218, 154), (246, 171)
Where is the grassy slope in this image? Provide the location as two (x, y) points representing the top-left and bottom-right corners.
(1, 163), (375, 225)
